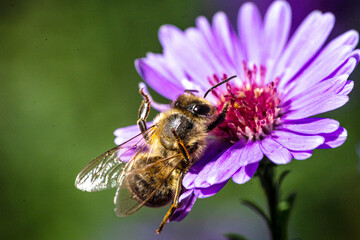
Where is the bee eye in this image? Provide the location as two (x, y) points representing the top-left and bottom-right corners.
(192, 104), (210, 116)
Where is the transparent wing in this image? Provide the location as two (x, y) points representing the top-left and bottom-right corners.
(114, 153), (183, 217)
(75, 126), (157, 192)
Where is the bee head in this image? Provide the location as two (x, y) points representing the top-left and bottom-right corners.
(174, 76), (236, 118)
(173, 94), (216, 117)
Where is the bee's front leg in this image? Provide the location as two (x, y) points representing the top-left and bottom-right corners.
(207, 101), (230, 131)
(137, 89), (151, 140)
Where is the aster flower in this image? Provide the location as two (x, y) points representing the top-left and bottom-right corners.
(114, 0), (359, 224)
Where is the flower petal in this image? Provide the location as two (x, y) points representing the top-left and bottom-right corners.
(159, 24), (226, 93)
(169, 189), (197, 222)
(238, 2), (263, 65)
(114, 121), (154, 146)
(283, 74), (349, 111)
(263, 0), (291, 81)
(212, 12), (243, 73)
(183, 138), (232, 189)
(260, 137), (292, 164)
(280, 118), (339, 134)
(272, 130), (325, 151)
(194, 141), (263, 188)
(290, 150), (313, 160)
(232, 162), (259, 184)
(195, 16), (228, 74)
(276, 11), (335, 89)
(284, 94), (349, 120)
(318, 127), (347, 149)
(138, 82), (171, 112)
(283, 45), (353, 100)
(194, 181), (228, 198)
(338, 80), (354, 95)
(114, 125), (138, 145)
(329, 51), (360, 78)
(135, 58), (184, 100)
(331, 29), (359, 48)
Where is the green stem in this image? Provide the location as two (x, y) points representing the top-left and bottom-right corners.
(257, 159), (287, 240)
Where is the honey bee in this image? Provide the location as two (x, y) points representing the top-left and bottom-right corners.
(75, 76), (236, 234)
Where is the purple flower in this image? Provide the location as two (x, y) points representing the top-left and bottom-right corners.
(114, 1), (359, 222)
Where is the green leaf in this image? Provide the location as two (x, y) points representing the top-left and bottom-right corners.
(241, 199), (270, 226)
(224, 233), (249, 240)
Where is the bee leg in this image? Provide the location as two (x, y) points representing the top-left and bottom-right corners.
(156, 171), (185, 234)
(137, 89), (151, 140)
(207, 101), (230, 131)
(156, 128), (190, 234)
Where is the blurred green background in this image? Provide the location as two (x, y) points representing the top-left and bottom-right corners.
(1, 0), (359, 239)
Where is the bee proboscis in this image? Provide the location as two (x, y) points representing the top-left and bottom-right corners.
(75, 76), (236, 234)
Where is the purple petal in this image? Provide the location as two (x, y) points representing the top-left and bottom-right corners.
(212, 12), (243, 73)
(283, 74), (349, 111)
(263, 1), (291, 81)
(260, 137), (292, 164)
(238, 2), (263, 65)
(332, 30), (359, 48)
(338, 80), (354, 95)
(158, 24), (229, 93)
(276, 11), (334, 90)
(193, 141), (263, 188)
(194, 181), (228, 198)
(195, 16), (241, 81)
(283, 45), (353, 100)
(312, 30), (358, 67)
(232, 162), (259, 184)
(290, 150), (313, 160)
(329, 52), (360, 78)
(318, 127), (347, 149)
(183, 28), (222, 81)
(161, 26), (211, 91)
(272, 130), (325, 151)
(114, 124), (141, 145)
(183, 138), (232, 189)
(158, 24), (183, 47)
(113, 121), (154, 140)
(284, 94), (349, 120)
(195, 16), (214, 48)
(114, 121), (154, 145)
(135, 58), (184, 100)
(169, 190), (197, 222)
(195, 16), (227, 75)
(141, 52), (185, 86)
(280, 118), (339, 134)
(350, 49), (360, 62)
(138, 82), (171, 112)
(113, 125), (155, 162)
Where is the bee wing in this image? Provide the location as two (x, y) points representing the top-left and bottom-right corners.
(75, 126), (157, 192)
(114, 153), (182, 217)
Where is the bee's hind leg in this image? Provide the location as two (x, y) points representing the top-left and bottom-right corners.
(156, 128), (190, 234)
(156, 170), (185, 234)
(137, 89), (151, 140)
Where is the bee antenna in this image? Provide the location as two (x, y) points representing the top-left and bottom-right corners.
(203, 75), (237, 98)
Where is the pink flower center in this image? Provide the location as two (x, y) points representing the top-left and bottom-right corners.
(208, 63), (281, 143)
